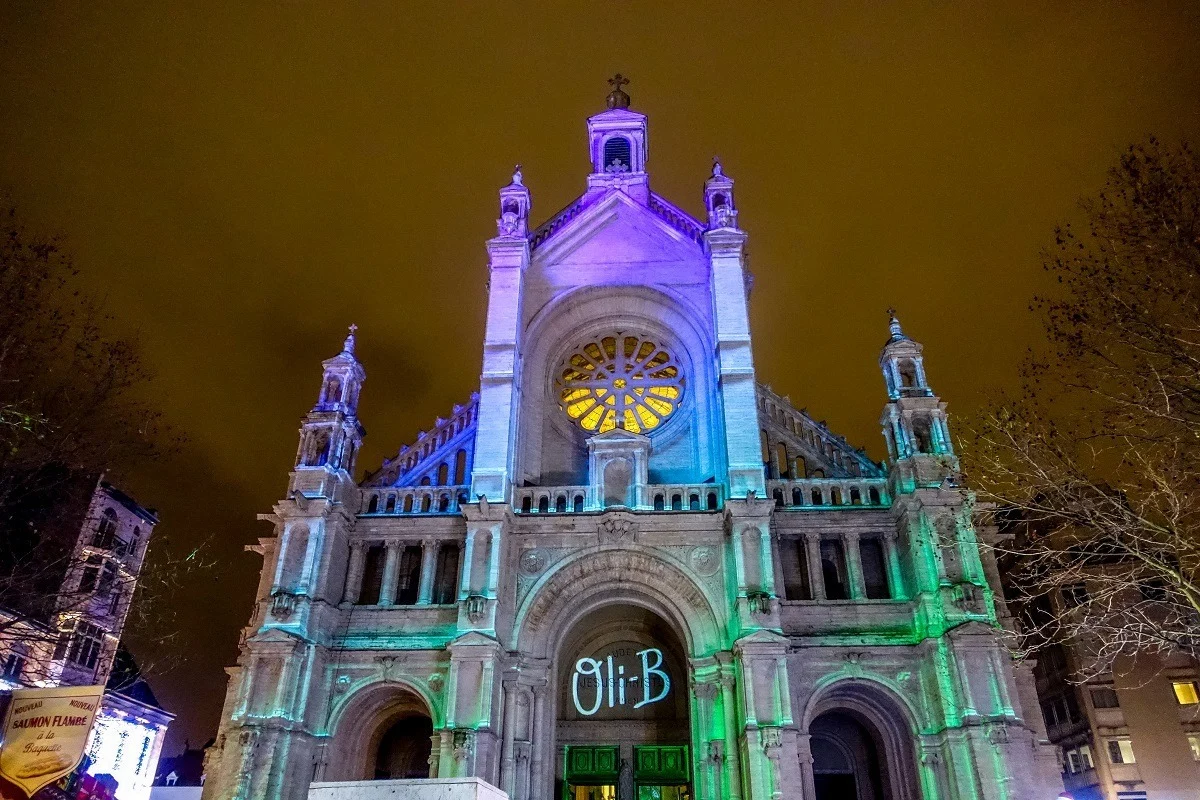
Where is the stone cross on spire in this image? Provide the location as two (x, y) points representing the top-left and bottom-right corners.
(343, 324), (358, 355)
(606, 74), (631, 109)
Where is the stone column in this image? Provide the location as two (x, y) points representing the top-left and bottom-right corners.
(882, 531), (907, 600)
(844, 531), (866, 600)
(529, 683), (547, 800)
(458, 529), (477, 601)
(758, 525), (776, 596)
(486, 525), (502, 599)
(378, 541), (400, 606)
(719, 675), (743, 800)
(730, 526), (748, 594)
(427, 734), (442, 778)
(418, 538), (440, 605)
(499, 681), (517, 794)
(342, 541), (366, 604)
(803, 533), (824, 600)
(796, 733), (817, 800)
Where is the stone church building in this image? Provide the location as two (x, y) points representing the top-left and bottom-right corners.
(203, 81), (1063, 800)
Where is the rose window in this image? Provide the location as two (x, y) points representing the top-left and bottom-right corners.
(558, 335), (684, 434)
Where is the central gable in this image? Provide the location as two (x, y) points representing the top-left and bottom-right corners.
(532, 191), (707, 279)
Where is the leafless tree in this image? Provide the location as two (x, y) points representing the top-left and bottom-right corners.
(0, 202), (201, 686)
(965, 139), (1200, 678)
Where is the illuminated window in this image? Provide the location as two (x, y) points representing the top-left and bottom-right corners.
(558, 335), (683, 435)
(66, 622), (106, 670)
(1106, 737), (1136, 764)
(1173, 680), (1199, 705)
(1188, 734), (1200, 761)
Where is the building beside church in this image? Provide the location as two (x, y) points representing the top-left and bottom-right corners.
(203, 80), (1063, 800)
(0, 477), (173, 800)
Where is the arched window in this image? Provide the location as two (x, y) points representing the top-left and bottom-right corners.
(760, 430), (770, 464)
(385, 495), (396, 513)
(555, 495), (567, 513)
(792, 488), (803, 506)
(913, 417), (934, 454)
(420, 495), (432, 513)
(831, 487), (843, 505)
(93, 509), (119, 550)
(603, 136), (632, 172)
(438, 494), (450, 512)
(811, 488), (824, 506)
(850, 487), (862, 505)
(454, 450), (467, 484)
(654, 494), (665, 511)
(776, 443), (789, 478)
(420, 476), (431, 486)
(898, 360), (918, 388)
(521, 496), (532, 513)
(573, 494), (584, 513)
(403, 495), (414, 513)
(671, 494), (683, 511)
(707, 492), (718, 511)
(367, 495), (379, 514)
(324, 378), (342, 404)
(773, 488), (784, 508)
(869, 487), (882, 505)
(689, 493), (700, 511)
(538, 496), (549, 513)
(436, 463), (449, 486)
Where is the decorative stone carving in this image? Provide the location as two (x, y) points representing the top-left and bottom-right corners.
(270, 590), (298, 619)
(690, 545), (719, 577)
(519, 549), (547, 576)
(334, 674), (351, 693)
(466, 595), (488, 622)
(428, 672), (444, 692)
(747, 590), (771, 616)
(525, 550), (709, 632)
(598, 515), (637, 544)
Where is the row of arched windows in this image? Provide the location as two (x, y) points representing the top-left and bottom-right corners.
(770, 483), (885, 508)
(392, 408), (475, 478)
(365, 490), (469, 515)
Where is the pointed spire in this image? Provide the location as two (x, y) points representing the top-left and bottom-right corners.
(887, 308), (906, 342)
(342, 323), (358, 356)
(712, 156), (724, 178)
(510, 164), (523, 186)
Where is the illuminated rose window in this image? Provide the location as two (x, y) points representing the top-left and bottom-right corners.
(558, 335), (684, 435)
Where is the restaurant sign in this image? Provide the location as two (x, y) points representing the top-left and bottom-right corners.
(0, 686), (104, 798)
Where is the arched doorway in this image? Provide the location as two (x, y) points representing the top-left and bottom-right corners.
(374, 715), (433, 779)
(803, 680), (919, 800)
(811, 711), (884, 800)
(323, 684), (436, 782)
(556, 604), (691, 800)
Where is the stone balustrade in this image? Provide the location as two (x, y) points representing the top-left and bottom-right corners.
(361, 486), (470, 515)
(766, 478), (890, 509)
(512, 483), (724, 513)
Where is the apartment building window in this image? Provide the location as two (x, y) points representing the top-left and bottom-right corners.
(1041, 691), (1082, 727)
(66, 622), (106, 670)
(2, 648), (27, 681)
(79, 555), (103, 592)
(1173, 680), (1199, 705)
(1187, 735), (1200, 761)
(1090, 687), (1120, 708)
(1061, 743), (1093, 774)
(1106, 737), (1136, 765)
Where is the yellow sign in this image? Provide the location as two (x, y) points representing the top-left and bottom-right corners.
(0, 685), (104, 798)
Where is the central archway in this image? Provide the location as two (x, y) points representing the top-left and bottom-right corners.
(555, 604), (691, 800)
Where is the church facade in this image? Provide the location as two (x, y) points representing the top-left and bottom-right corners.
(203, 82), (1063, 800)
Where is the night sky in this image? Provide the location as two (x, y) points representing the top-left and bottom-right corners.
(2, 3), (1199, 752)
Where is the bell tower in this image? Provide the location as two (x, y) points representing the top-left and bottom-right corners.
(879, 312), (956, 489)
(293, 326), (366, 487)
(585, 74), (650, 203)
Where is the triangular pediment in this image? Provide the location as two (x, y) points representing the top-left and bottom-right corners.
(533, 190), (704, 268)
(589, 428), (651, 443)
